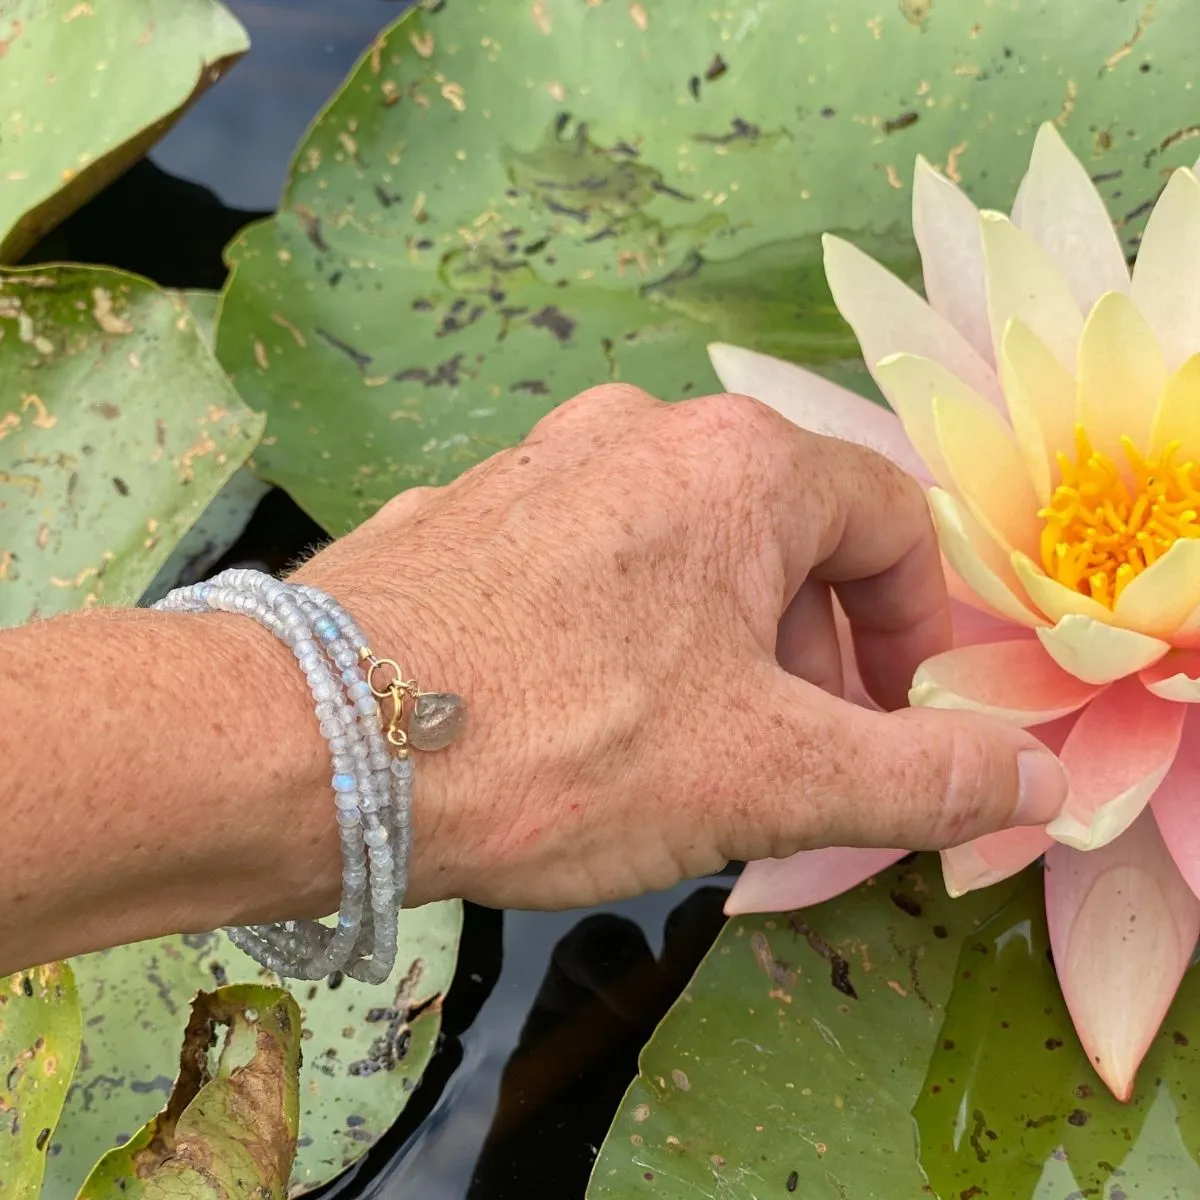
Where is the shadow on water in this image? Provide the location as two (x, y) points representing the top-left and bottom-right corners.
(22, 3), (736, 1195)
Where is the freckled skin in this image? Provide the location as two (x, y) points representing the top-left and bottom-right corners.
(0, 385), (1063, 973)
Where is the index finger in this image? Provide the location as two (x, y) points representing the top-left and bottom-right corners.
(779, 427), (950, 710)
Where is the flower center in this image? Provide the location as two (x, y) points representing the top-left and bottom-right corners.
(1039, 425), (1200, 608)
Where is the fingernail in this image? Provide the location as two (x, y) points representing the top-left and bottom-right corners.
(1011, 746), (1069, 826)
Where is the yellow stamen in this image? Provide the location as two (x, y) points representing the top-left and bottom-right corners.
(1039, 425), (1200, 609)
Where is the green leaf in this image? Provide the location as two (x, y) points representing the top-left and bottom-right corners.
(914, 870), (1200, 1198)
(0, 0), (248, 262)
(0, 963), (82, 1198)
(587, 857), (1018, 1199)
(216, 0), (1200, 532)
(0, 266), (264, 627)
(47, 904), (462, 1197)
(75, 984), (301, 1199)
(590, 862), (1200, 1198)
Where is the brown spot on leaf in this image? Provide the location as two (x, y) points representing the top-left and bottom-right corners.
(530, 306), (576, 341)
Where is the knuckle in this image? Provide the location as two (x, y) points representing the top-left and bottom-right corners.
(539, 382), (659, 428)
(688, 391), (783, 445)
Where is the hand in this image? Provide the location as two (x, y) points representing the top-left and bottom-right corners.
(297, 385), (1068, 911)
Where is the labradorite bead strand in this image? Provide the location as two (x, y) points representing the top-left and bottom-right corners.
(153, 569), (412, 984)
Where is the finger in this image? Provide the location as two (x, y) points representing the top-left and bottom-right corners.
(776, 578), (843, 698)
(788, 432), (950, 710)
(720, 667), (1068, 858)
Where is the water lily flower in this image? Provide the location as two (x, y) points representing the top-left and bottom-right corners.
(710, 123), (1200, 1102)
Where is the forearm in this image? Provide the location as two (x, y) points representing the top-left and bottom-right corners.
(0, 605), (338, 974)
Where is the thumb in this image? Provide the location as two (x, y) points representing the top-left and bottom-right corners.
(739, 674), (1069, 855)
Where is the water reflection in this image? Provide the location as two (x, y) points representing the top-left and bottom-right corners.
(153, 1), (410, 210)
(333, 886), (730, 1199)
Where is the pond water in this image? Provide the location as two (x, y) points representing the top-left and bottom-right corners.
(37, 2), (735, 1196)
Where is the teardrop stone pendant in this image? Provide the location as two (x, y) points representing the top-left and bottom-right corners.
(408, 691), (467, 751)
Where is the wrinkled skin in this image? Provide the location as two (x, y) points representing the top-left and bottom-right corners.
(0, 384), (1068, 976)
(298, 384), (1066, 911)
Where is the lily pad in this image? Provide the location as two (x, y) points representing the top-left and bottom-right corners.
(914, 872), (1200, 1198)
(0, 265), (264, 627)
(76, 984), (301, 1199)
(587, 857), (1019, 1198)
(0, 0), (248, 262)
(47, 902), (462, 1197)
(0, 963), (82, 1199)
(139, 291), (270, 603)
(217, 0), (1200, 532)
(589, 863), (1200, 1198)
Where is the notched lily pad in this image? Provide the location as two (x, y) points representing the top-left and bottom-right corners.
(0, 962), (82, 1199)
(0, 0), (249, 261)
(49, 904), (462, 1197)
(0, 265), (264, 627)
(76, 984), (301, 1199)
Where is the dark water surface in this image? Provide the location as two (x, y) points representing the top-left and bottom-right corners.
(38, 3), (734, 1196)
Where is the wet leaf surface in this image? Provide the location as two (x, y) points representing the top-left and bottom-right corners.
(75, 984), (301, 1199)
(0, 963), (82, 1198)
(588, 857), (1019, 1198)
(915, 871), (1200, 1199)
(0, 266), (263, 627)
(0, 0), (248, 261)
(590, 861), (1200, 1198)
(47, 904), (462, 1197)
(217, 0), (1200, 533)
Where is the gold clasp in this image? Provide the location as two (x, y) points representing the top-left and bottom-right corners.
(360, 649), (420, 755)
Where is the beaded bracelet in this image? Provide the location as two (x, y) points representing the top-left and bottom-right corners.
(154, 567), (464, 984)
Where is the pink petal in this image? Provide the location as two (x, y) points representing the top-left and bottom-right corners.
(1150, 706), (1200, 899)
(910, 639), (1101, 726)
(723, 847), (907, 916)
(1130, 168), (1200, 373)
(706, 342), (932, 483)
(1047, 679), (1186, 851)
(912, 156), (993, 364)
(941, 825), (1053, 896)
(1140, 647), (1200, 702)
(1010, 123), (1130, 312)
(822, 234), (1003, 409)
(1045, 810), (1200, 1101)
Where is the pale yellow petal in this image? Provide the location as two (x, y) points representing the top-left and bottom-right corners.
(912, 157), (993, 364)
(1000, 318), (1077, 504)
(822, 234), (1003, 408)
(1149, 353), (1200, 462)
(1010, 123), (1129, 312)
(980, 210), (1083, 372)
(928, 489), (1040, 627)
(1036, 615), (1169, 685)
(1112, 538), (1200, 640)
(1012, 551), (1113, 624)
(933, 394), (1041, 557)
(1076, 291), (1166, 463)
(1171, 603), (1200, 649)
(1130, 168), (1200, 372)
(872, 353), (997, 492)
